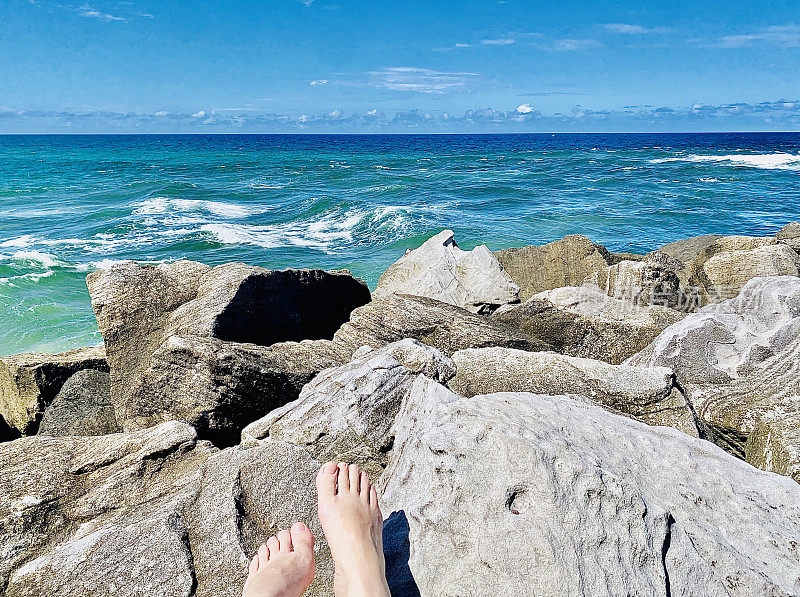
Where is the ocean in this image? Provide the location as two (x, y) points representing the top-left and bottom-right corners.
(1, 132), (799, 356)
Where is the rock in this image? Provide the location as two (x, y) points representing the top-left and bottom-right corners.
(0, 421), (217, 596)
(123, 335), (347, 447)
(374, 230), (519, 313)
(657, 234), (722, 264)
(492, 286), (684, 364)
(0, 420), (336, 597)
(242, 340), (455, 477)
(587, 257), (682, 308)
(380, 385), (800, 596)
(686, 332), (800, 466)
(494, 234), (614, 301)
(334, 293), (548, 356)
(684, 235), (800, 303)
(626, 276), (800, 385)
(776, 221), (800, 252)
(447, 347), (699, 436)
(186, 440), (332, 597)
(747, 410), (800, 484)
(37, 369), (119, 436)
(87, 261), (369, 442)
(0, 346), (108, 435)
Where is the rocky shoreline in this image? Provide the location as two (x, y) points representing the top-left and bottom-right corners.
(2, 224), (800, 596)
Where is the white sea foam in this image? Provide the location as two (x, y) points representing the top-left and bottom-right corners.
(0, 234), (36, 248)
(10, 251), (65, 268)
(133, 197), (255, 218)
(651, 153), (800, 171)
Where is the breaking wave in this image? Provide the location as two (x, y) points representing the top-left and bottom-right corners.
(651, 153), (800, 171)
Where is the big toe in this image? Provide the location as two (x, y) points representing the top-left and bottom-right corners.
(316, 461), (338, 498)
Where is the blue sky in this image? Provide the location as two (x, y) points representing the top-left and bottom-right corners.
(2, 0), (800, 132)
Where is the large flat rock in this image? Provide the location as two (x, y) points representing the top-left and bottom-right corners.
(37, 369), (119, 437)
(381, 382), (800, 596)
(447, 347), (699, 436)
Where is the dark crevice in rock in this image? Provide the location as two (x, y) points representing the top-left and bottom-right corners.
(0, 414), (21, 442)
(213, 270), (370, 346)
(505, 484), (529, 515)
(662, 513), (675, 597)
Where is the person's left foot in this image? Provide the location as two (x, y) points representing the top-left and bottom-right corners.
(242, 522), (316, 597)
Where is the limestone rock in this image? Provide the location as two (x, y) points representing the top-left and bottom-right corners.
(186, 440), (332, 597)
(657, 234), (722, 264)
(381, 386), (800, 596)
(123, 335), (347, 446)
(37, 369), (119, 436)
(242, 340), (454, 477)
(0, 422), (216, 596)
(374, 230), (519, 313)
(684, 235), (800, 303)
(87, 261), (369, 441)
(588, 257), (682, 308)
(494, 234), (614, 301)
(686, 333), (800, 465)
(447, 347), (699, 436)
(492, 286), (684, 364)
(777, 221), (800, 252)
(626, 275), (800, 385)
(333, 293), (548, 357)
(0, 346), (108, 435)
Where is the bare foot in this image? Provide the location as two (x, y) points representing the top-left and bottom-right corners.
(316, 462), (391, 597)
(242, 522), (316, 597)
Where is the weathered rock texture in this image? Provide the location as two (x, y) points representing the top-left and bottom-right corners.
(374, 230), (519, 313)
(657, 234), (722, 264)
(492, 286), (684, 364)
(333, 293), (548, 356)
(87, 261), (369, 443)
(447, 347), (699, 436)
(776, 221), (800, 252)
(37, 369), (119, 436)
(0, 423), (334, 597)
(242, 340), (455, 477)
(686, 235), (800, 303)
(0, 346), (108, 435)
(381, 384), (800, 596)
(626, 275), (800, 385)
(588, 256), (682, 308)
(494, 234), (614, 301)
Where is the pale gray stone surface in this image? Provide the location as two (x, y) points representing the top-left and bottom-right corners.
(492, 286), (684, 364)
(381, 382), (800, 596)
(447, 347), (699, 436)
(374, 229), (520, 312)
(777, 221), (800, 252)
(37, 369), (119, 437)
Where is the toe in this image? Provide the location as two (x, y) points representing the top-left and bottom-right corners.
(360, 471), (370, 501)
(249, 551), (259, 575)
(316, 462), (337, 497)
(349, 463), (361, 493)
(277, 529), (293, 553)
(337, 462), (349, 494)
(369, 485), (379, 510)
(290, 522), (315, 556)
(266, 535), (279, 556)
(258, 542), (269, 566)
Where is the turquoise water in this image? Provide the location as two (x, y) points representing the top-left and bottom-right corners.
(1, 133), (799, 356)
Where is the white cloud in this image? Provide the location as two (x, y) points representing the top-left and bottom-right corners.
(454, 43), (471, 48)
(363, 67), (479, 94)
(309, 79), (328, 86)
(516, 103), (535, 114)
(153, 110), (169, 116)
(552, 38), (602, 51)
(481, 38), (515, 45)
(77, 4), (125, 21)
(191, 110), (205, 118)
(716, 25), (800, 48)
(137, 12), (154, 18)
(295, 0), (314, 5)
(602, 23), (668, 34)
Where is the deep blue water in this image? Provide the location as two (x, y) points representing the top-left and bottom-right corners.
(1, 133), (799, 355)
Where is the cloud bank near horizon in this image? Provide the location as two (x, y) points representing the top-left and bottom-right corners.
(1, 99), (799, 133)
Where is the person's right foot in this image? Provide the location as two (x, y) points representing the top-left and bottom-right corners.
(316, 462), (391, 597)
